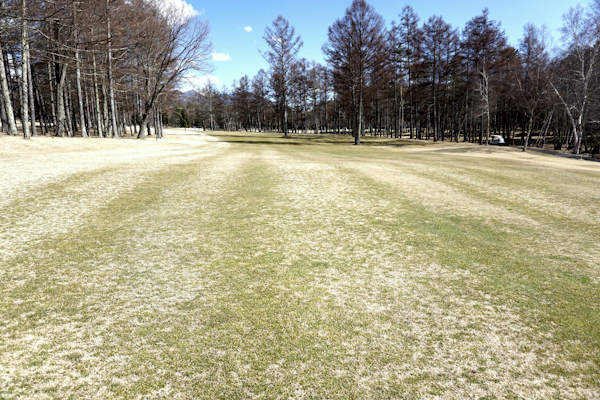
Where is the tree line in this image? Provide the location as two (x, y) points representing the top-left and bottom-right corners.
(0, 0), (210, 139)
(169, 0), (600, 155)
(3, 0), (600, 156)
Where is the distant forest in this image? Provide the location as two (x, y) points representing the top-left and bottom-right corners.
(1, 0), (600, 155)
(170, 1), (600, 155)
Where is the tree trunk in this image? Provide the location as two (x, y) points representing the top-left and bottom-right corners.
(92, 51), (104, 137)
(356, 85), (363, 145)
(157, 109), (163, 138)
(75, 35), (88, 136)
(522, 115), (533, 152)
(27, 55), (37, 136)
(20, 0), (30, 139)
(574, 113), (583, 156)
(0, 42), (17, 135)
(35, 84), (48, 135)
(101, 78), (110, 137)
(107, 0), (119, 137)
(0, 88), (7, 133)
(84, 86), (92, 135)
(48, 61), (56, 130)
(138, 113), (149, 137)
(56, 64), (68, 137)
(283, 95), (288, 137)
(66, 82), (75, 135)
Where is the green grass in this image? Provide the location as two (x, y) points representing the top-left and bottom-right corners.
(0, 132), (599, 399)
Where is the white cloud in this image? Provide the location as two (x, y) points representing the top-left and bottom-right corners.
(180, 73), (222, 92)
(211, 52), (232, 62)
(153, 0), (198, 19)
(244, 26), (253, 33)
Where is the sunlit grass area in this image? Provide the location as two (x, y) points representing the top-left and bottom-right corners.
(1, 131), (598, 399)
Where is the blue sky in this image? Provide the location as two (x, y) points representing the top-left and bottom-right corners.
(176, 0), (584, 91)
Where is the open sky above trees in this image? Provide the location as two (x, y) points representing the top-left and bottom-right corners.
(182, 0), (582, 90)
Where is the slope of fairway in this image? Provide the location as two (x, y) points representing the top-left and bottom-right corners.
(0, 132), (599, 399)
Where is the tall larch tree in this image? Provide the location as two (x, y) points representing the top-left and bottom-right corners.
(262, 16), (302, 137)
(324, 0), (387, 145)
(462, 9), (508, 145)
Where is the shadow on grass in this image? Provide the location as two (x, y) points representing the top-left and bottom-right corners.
(210, 133), (428, 148)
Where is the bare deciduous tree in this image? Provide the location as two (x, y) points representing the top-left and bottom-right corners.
(324, 0), (386, 145)
(515, 24), (549, 151)
(262, 16), (302, 137)
(133, 0), (211, 138)
(550, 5), (600, 155)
